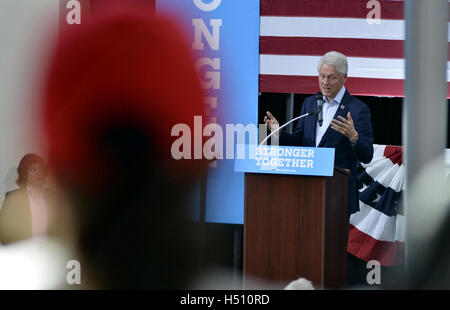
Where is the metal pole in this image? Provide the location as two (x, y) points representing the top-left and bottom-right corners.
(232, 225), (243, 289)
(404, 0), (448, 288)
(286, 93), (295, 133)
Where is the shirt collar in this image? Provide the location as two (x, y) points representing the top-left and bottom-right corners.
(27, 186), (44, 198)
(324, 86), (346, 105)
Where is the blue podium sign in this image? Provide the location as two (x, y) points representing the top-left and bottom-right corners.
(234, 145), (335, 177)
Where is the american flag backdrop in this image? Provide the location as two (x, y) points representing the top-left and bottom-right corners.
(259, 0), (450, 97)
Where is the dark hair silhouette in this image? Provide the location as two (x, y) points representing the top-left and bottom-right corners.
(16, 153), (47, 187)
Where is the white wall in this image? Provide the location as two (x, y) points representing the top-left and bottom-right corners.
(0, 1), (59, 205)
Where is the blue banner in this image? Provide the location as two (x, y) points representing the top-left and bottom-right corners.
(234, 145), (336, 177)
(156, 0), (260, 224)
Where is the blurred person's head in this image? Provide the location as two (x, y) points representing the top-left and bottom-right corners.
(16, 153), (48, 188)
(39, 3), (208, 289)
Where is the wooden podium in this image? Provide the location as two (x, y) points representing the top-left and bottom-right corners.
(243, 167), (349, 289)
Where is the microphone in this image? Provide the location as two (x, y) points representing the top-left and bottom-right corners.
(316, 92), (324, 127)
(260, 91), (324, 146)
(260, 111), (314, 146)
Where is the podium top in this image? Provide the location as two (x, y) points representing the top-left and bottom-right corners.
(234, 144), (336, 177)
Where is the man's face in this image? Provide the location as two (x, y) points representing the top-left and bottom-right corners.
(318, 63), (346, 100)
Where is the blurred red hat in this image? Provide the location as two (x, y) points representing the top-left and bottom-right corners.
(41, 3), (206, 188)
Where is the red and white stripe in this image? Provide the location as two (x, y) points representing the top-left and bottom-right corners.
(347, 144), (405, 266)
(348, 145), (450, 265)
(259, 0), (450, 97)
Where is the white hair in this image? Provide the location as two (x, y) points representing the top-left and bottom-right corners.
(284, 277), (315, 290)
(317, 51), (348, 76)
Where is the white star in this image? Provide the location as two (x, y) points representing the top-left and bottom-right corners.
(359, 183), (368, 192)
(373, 193), (382, 203)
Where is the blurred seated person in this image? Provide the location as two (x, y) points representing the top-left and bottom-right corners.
(0, 153), (60, 244)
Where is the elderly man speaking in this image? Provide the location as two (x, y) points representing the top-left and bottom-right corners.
(264, 51), (374, 215)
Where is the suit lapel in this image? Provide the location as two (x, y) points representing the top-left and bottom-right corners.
(309, 111), (318, 145)
(318, 90), (352, 147)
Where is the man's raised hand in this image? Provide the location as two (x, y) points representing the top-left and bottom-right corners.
(263, 111), (280, 132)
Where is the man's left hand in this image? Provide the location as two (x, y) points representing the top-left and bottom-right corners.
(330, 112), (359, 143)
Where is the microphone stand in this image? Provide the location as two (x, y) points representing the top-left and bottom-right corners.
(260, 112), (315, 146)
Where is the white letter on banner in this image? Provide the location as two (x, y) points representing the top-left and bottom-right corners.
(205, 97), (218, 109)
(255, 157), (262, 166)
(193, 0), (222, 12)
(284, 148), (292, 157)
(192, 19), (222, 50)
(195, 58), (220, 90)
(66, 0), (81, 25)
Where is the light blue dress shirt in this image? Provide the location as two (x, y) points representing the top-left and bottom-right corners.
(315, 86), (346, 146)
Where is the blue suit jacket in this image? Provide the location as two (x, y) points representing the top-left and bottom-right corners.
(280, 90), (374, 214)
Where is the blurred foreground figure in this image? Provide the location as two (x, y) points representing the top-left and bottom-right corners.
(40, 4), (208, 289)
(405, 156), (450, 289)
